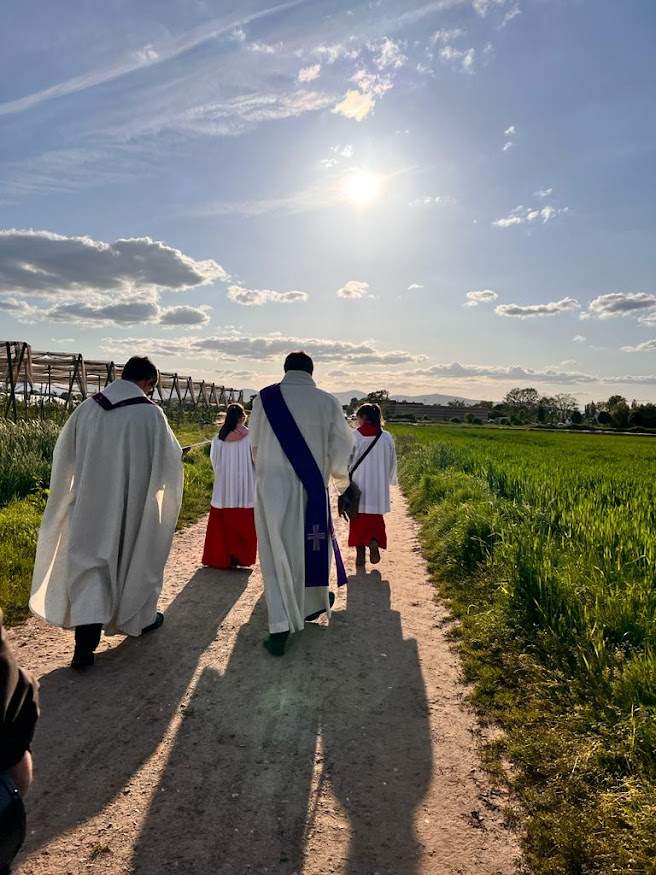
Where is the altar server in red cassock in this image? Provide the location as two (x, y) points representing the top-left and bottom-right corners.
(202, 403), (257, 570)
(348, 403), (397, 567)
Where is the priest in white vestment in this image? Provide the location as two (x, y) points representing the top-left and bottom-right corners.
(29, 356), (184, 669)
(249, 352), (353, 655)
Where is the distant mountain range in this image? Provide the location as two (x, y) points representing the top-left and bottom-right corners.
(331, 390), (484, 406)
(240, 388), (484, 406)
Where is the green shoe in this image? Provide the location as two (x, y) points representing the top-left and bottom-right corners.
(263, 631), (289, 656)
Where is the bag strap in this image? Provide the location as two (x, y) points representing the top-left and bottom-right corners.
(349, 430), (383, 479)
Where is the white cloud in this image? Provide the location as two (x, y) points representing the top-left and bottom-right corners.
(334, 143), (354, 158)
(135, 45), (159, 64)
(337, 280), (370, 300)
(333, 89), (376, 121)
(502, 124), (516, 152)
(322, 143), (355, 167)
(473, 0), (511, 17)
(0, 229), (226, 298)
(500, 5), (522, 27)
(351, 69), (393, 97)
(495, 297), (580, 318)
(622, 339), (656, 353)
(183, 90), (334, 136)
(314, 43), (359, 64)
(0, 297), (39, 320)
(372, 38), (407, 70)
(0, 294), (212, 328)
(493, 204), (569, 228)
(249, 41), (282, 54)
(297, 64), (321, 83)
(431, 28), (466, 45)
(408, 195), (456, 207)
(439, 45), (476, 72)
(573, 334), (586, 343)
(0, 2), (303, 118)
(159, 305), (212, 326)
(493, 215), (522, 227)
(534, 187), (553, 198)
(585, 292), (656, 319)
(227, 285), (309, 306)
(407, 283), (424, 291)
(404, 361), (597, 384)
(100, 333), (421, 366)
(465, 289), (498, 307)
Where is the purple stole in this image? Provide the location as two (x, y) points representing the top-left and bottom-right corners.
(259, 383), (347, 588)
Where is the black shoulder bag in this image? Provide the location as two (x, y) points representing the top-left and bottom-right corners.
(338, 431), (383, 521)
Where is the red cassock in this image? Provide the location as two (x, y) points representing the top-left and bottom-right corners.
(202, 507), (257, 569)
(348, 513), (387, 549)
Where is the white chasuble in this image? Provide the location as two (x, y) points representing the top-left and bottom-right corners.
(30, 379), (184, 637)
(249, 371), (353, 634)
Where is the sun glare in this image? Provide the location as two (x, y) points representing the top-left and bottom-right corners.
(343, 170), (383, 206)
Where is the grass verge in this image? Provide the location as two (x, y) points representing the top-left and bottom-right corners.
(394, 430), (656, 874)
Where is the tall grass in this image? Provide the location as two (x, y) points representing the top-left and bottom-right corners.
(0, 419), (216, 627)
(393, 425), (656, 873)
(0, 420), (60, 505)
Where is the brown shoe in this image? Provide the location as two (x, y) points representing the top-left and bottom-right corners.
(355, 546), (366, 567)
(369, 540), (381, 564)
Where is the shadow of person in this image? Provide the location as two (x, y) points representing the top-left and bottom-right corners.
(131, 571), (432, 875)
(320, 570), (432, 874)
(20, 567), (248, 856)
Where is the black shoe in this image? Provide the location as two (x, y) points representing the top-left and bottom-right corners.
(71, 649), (95, 671)
(305, 591), (336, 622)
(369, 540), (381, 564)
(263, 631), (289, 657)
(142, 612), (164, 634)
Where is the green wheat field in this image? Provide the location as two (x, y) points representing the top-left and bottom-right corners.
(392, 424), (656, 873)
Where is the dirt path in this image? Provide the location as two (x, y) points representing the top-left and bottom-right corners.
(9, 487), (520, 874)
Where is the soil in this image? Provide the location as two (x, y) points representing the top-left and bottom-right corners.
(9, 487), (520, 874)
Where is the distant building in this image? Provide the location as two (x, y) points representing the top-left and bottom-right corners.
(384, 400), (490, 422)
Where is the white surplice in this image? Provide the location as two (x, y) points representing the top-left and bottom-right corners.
(249, 371), (354, 634)
(350, 430), (398, 514)
(209, 434), (255, 509)
(29, 379), (184, 637)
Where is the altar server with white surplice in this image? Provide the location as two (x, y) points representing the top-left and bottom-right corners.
(348, 403), (398, 567)
(202, 403), (257, 570)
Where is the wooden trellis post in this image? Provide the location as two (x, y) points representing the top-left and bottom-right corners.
(2, 340), (248, 420)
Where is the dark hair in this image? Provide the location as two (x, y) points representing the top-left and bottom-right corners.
(122, 356), (158, 384)
(284, 351), (314, 375)
(357, 402), (383, 428)
(218, 403), (245, 441)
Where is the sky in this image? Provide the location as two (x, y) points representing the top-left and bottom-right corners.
(1, 0), (655, 403)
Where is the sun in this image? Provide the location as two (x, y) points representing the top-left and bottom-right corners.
(343, 170), (383, 206)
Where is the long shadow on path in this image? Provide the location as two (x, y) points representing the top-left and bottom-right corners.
(20, 568), (248, 856)
(131, 571), (432, 874)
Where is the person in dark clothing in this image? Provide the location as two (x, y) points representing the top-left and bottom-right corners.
(0, 611), (39, 874)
